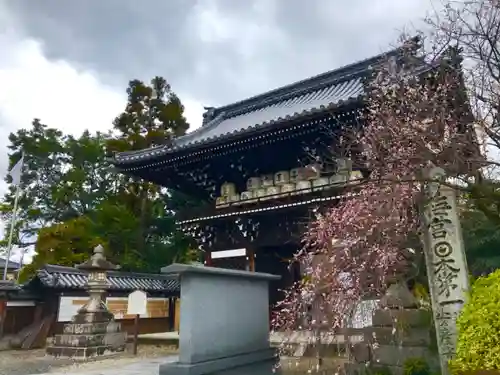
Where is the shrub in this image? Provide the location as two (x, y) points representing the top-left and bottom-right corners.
(370, 366), (392, 375)
(403, 357), (431, 375)
(451, 269), (500, 371)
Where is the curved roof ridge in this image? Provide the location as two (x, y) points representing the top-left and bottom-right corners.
(210, 47), (399, 117)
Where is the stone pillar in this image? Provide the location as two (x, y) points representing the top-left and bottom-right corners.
(422, 167), (470, 374)
(159, 263), (280, 375)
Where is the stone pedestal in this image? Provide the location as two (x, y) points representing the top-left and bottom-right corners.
(345, 282), (438, 375)
(47, 319), (127, 359)
(159, 264), (280, 375)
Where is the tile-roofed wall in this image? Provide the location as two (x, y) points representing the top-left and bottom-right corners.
(32, 264), (179, 295)
(0, 258), (21, 269)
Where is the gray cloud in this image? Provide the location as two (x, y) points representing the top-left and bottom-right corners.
(4, 0), (433, 110)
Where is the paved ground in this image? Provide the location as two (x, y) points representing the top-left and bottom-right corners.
(40, 356), (178, 375)
(0, 345), (178, 375)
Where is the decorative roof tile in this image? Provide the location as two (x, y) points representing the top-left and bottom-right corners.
(30, 264), (179, 294)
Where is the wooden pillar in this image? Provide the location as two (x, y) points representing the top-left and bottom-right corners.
(204, 251), (212, 267)
(168, 297), (175, 331)
(0, 299), (6, 338)
(32, 302), (44, 333)
(247, 249), (255, 272)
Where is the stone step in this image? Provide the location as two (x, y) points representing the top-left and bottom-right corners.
(363, 326), (432, 346)
(371, 345), (432, 367)
(345, 363), (404, 375)
(62, 321), (123, 335)
(271, 341), (347, 358)
(53, 332), (127, 347)
(46, 344), (126, 360)
(372, 308), (432, 328)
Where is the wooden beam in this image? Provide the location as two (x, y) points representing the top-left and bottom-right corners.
(248, 249), (255, 272)
(204, 251), (212, 267)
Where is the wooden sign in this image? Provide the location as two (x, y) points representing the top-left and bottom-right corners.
(127, 290), (147, 316)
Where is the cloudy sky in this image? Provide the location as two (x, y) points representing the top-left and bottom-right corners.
(0, 0), (435, 262)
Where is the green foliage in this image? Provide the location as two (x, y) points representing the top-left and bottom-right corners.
(3, 77), (200, 278)
(369, 366), (392, 375)
(1, 120), (113, 248)
(451, 269), (500, 371)
(403, 358), (431, 375)
(461, 208), (500, 275)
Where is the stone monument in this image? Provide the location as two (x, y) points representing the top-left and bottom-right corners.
(46, 245), (127, 359)
(345, 249), (438, 375)
(159, 263), (281, 375)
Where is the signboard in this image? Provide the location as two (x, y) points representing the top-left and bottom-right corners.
(127, 290), (147, 315)
(57, 296), (170, 322)
(424, 178), (470, 374)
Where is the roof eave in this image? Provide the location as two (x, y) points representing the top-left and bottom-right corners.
(111, 96), (365, 169)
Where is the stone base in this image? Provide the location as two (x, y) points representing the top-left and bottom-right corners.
(345, 363), (405, 375)
(159, 348), (279, 375)
(47, 319), (127, 360)
(364, 326), (432, 347)
(53, 332), (127, 347)
(46, 344), (126, 360)
(372, 308), (431, 328)
(371, 345), (432, 366)
(62, 321), (122, 335)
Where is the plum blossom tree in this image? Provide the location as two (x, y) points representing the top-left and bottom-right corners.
(271, 36), (481, 368)
(425, 0), (500, 221)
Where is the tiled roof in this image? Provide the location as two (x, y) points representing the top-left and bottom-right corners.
(112, 48), (401, 165)
(0, 280), (21, 292)
(31, 264), (179, 294)
(174, 76), (363, 149)
(0, 258), (21, 270)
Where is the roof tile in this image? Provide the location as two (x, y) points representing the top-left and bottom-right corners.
(31, 264), (179, 294)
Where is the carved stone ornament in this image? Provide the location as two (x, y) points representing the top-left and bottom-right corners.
(76, 244), (120, 272)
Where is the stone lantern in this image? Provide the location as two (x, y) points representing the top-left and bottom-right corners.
(46, 245), (127, 360)
(73, 244), (120, 324)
